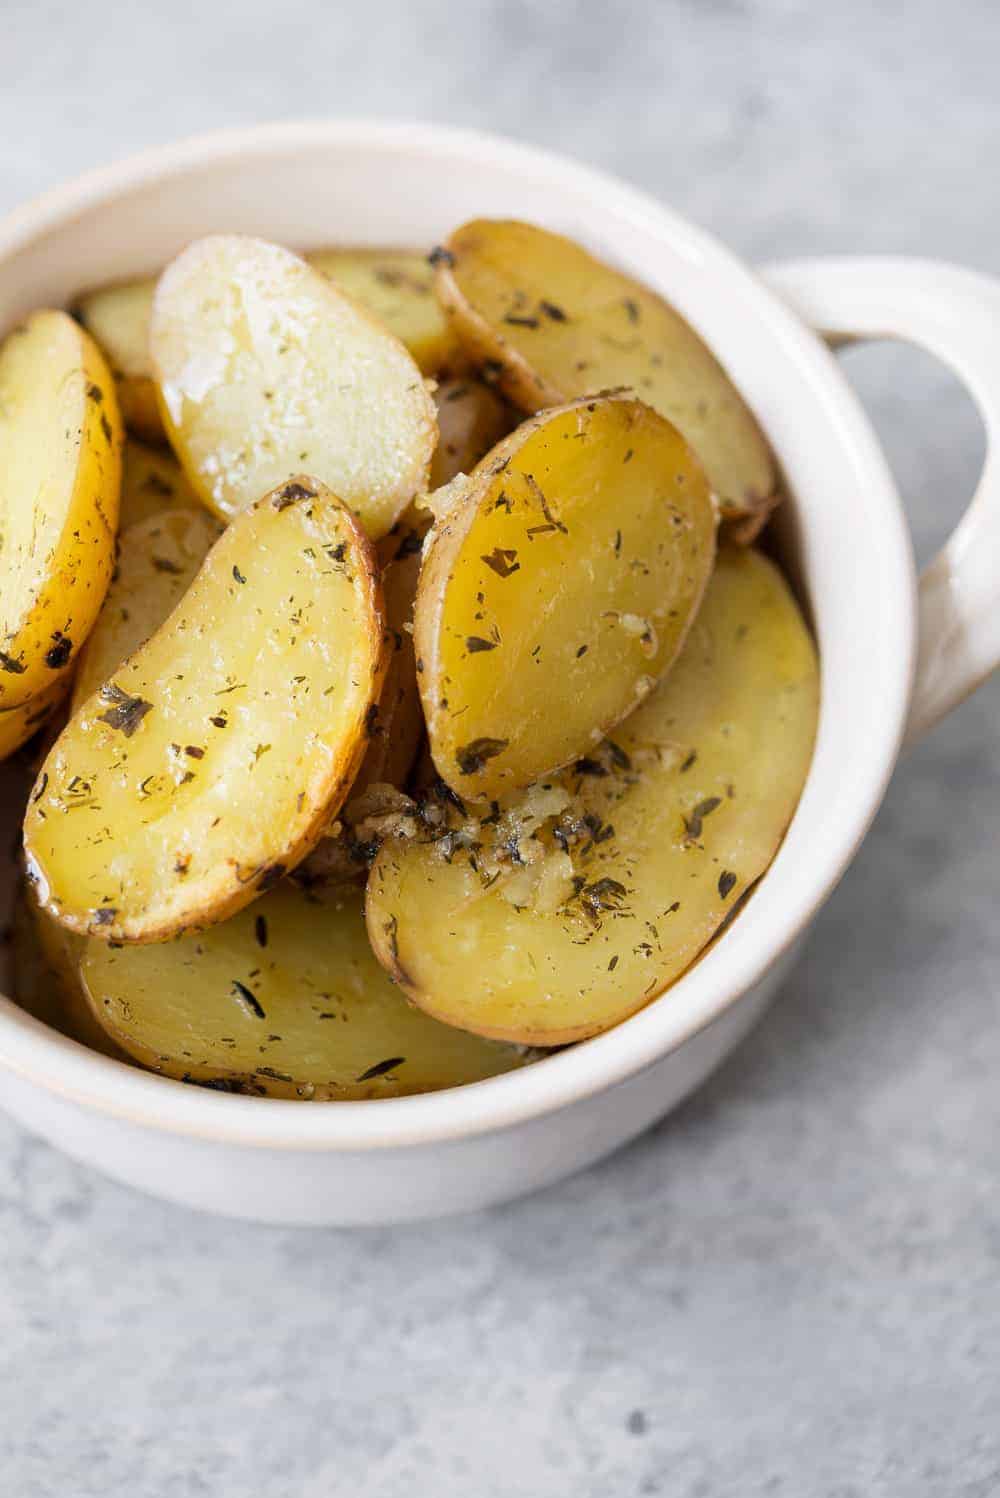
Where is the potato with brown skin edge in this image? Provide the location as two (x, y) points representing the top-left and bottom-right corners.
(367, 547), (819, 1046)
(415, 393), (717, 801)
(79, 880), (532, 1098)
(24, 476), (388, 944)
(75, 278), (164, 444)
(0, 310), (122, 708)
(150, 235), (438, 539)
(434, 219), (778, 532)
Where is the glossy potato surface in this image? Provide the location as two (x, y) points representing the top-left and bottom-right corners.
(435, 219), (777, 526)
(307, 248), (467, 377)
(150, 236), (437, 537)
(119, 438), (205, 528)
(415, 394), (716, 799)
(75, 278), (164, 442)
(81, 881), (531, 1097)
(25, 477), (386, 942)
(71, 508), (221, 711)
(0, 310), (121, 707)
(368, 547), (819, 1044)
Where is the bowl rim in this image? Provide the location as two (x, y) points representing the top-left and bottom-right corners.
(0, 118), (916, 1151)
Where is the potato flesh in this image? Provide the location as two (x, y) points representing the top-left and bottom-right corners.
(307, 248), (468, 378)
(368, 547), (819, 1045)
(150, 236), (437, 538)
(0, 310), (121, 706)
(80, 882), (531, 1098)
(436, 219), (776, 524)
(71, 508), (221, 711)
(416, 395), (717, 800)
(119, 438), (206, 528)
(430, 377), (511, 488)
(75, 279), (163, 443)
(24, 478), (386, 942)
(0, 678), (71, 762)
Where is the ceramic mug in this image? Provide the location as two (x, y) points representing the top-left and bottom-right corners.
(0, 122), (996, 1225)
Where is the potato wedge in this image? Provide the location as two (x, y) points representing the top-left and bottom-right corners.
(24, 476), (387, 942)
(415, 394), (716, 800)
(119, 438), (205, 529)
(0, 678), (72, 763)
(0, 309), (121, 707)
(80, 881), (532, 1097)
(11, 884), (127, 1059)
(368, 547), (819, 1045)
(307, 247), (468, 378)
(74, 279), (164, 443)
(150, 235), (437, 538)
(434, 219), (777, 528)
(71, 508), (221, 712)
(430, 377), (511, 488)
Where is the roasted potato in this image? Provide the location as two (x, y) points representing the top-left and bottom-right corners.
(0, 678), (72, 763)
(434, 219), (777, 530)
(80, 880), (532, 1097)
(307, 247), (469, 378)
(24, 476), (387, 943)
(150, 235), (437, 538)
(0, 309), (121, 707)
(11, 884), (127, 1059)
(75, 278), (163, 443)
(119, 438), (205, 528)
(368, 547), (819, 1045)
(415, 393), (716, 800)
(430, 377), (511, 488)
(71, 508), (221, 711)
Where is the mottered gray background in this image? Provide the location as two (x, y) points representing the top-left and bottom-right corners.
(2, 2), (999, 1494)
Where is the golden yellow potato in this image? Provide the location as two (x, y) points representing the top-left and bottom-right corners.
(415, 394), (716, 800)
(368, 547), (819, 1045)
(0, 309), (121, 707)
(150, 235), (437, 538)
(75, 278), (164, 443)
(0, 678), (71, 763)
(10, 884), (127, 1059)
(434, 219), (777, 529)
(24, 476), (387, 943)
(430, 377), (511, 488)
(307, 247), (469, 378)
(71, 508), (221, 712)
(80, 881), (532, 1097)
(119, 438), (205, 528)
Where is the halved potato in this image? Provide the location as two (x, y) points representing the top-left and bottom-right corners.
(71, 508), (221, 711)
(120, 438), (205, 529)
(80, 881), (532, 1097)
(0, 309), (121, 707)
(307, 247), (468, 378)
(368, 547), (819, 1045)
(150, 235), (437, 538)
(0, 678), (72, 763)
(24, 476), (387, 942)
(11, 884), (126, 1059)
(415, 393), (716, 800)
(434, 219), (777, 529)
(430, 377), (511, 488)
(75, 279), (163, 443)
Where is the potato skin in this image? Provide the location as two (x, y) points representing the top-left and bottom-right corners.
(24, 476), (388, 943)
(0, 678), (72, 763)
(415, 394), (717, 800)
(435, 219), (778, 532)
(0, 310), (122, 708)
(368, 547), (819, 1046)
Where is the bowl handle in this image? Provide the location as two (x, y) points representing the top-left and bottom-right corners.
(761, 257), (1000, 746)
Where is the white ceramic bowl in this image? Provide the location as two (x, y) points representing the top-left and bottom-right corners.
(0, 122), (997, 1225)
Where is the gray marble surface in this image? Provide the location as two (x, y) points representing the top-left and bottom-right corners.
(2, 2), (999, 1493)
